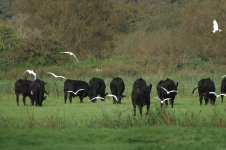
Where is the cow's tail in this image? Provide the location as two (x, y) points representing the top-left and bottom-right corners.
(192, 87), (198, 94)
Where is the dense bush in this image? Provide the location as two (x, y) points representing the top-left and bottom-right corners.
(0, 0), (226, 76)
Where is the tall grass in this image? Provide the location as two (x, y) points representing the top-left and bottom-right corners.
(1, 105), (226, 129)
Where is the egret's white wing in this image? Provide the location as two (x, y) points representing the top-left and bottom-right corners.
(209, 92), (217, 97)
(106, 94), (118, 102)
(90, 96), (104, 101)
(154, 97), (161, 101)
(169, 90), (178, 93)
(74, 89), (85, 95)
(160, 87), (169, 93)
(61, 51), (79, 62)
(67, 91), (76, 94)
(219, 94), (226, 97)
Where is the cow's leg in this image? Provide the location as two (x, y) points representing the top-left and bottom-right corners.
(199, 96), (203, 105)
(171, 99), (174, 108)
(165, 100), (168, 107)
(221, 95), (224, 103)
(69, 94), (73, 103)
(117, 95), (122, 104)
(34, 97), (38, 106)
(22, 95), (26, 106)
(204, 97), (208, 105)
(133, 104), (136, 116)
(113, 98), (116, 104)
(165, 101), (168, 106)
(138, 105), (142, 116)
(146, 104), (150, 115)
(64, 92), (68, 103)
(16, 94), (19, 106)
(30, 97), (34, 106)
(79, 95), (83, 103)
(100, 93), (105, 101)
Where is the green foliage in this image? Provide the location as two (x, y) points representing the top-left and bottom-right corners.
(10, 0), (135, 64)
(0, 23), (19, 52)
(0, 0), (13, 19)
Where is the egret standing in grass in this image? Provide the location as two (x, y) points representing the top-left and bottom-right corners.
(47, 72), (67, 79)
(212, 19), (222, 33)
(23, 70), (36, 80)
(61, 52), (79, 62)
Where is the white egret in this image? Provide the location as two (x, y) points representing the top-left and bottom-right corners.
(161, 87), (178, 94)
(61, 51), (79, 62)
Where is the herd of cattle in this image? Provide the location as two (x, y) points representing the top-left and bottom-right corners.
(15, 77), (226, 115)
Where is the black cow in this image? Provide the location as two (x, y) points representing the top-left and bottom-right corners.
(156, 78), (178, 108)
(29, 79), (48, 106)
(64, 79), (90, 103)
(15, 79), (32, 106)
(221, 77), (226, 102)
(89, 77), (108, 102)
(110, 77), (125, 104)
(131, 78), (152, 116)
(192, 78), (216, 105)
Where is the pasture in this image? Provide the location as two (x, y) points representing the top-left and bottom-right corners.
(1, 75), (226, 150)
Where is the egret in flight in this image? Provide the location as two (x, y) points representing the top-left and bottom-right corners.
(161, 87), (178, 94)
(212, 19), (222, 33)
(61, 52), (79, 62)
(47, 72), (66, 79)
(67, 89), (85, 95)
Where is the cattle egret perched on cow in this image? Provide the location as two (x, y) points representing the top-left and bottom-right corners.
(154, 97), (171, 104)
(23, 70), (36, 80)
(61, 52), (79, 62)
(47, 72), (66, 79)
(67, 89), (85, 95)
(209, 92), (226, 98)
(212, 19), (222, 33)
(90, 96), (105, 101)
(161, 87), (178, 94)
(105, 94), (118, 102)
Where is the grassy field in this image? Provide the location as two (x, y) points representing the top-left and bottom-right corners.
(1, 93), (226, 149)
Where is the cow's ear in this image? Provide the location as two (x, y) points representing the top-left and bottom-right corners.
(176, 82), (179, 87)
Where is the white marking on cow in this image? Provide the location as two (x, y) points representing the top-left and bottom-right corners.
(160, 87), (178, 94)
(90, 96), (105, 101)
(31, 90), (34, 95)
(105, 94), (118, 102)
(61, 52), (79, 62)
(47, 72), (66, 79)
(154, 97), (171, 104)
(212, 19), (222, 33)
(24, 70), (36, 80)
(209, 92), (226, 97)
(67, 89), (85, 95)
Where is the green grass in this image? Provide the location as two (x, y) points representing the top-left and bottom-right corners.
(1, 127), (226, 150)
(1, 94), (226, 149)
